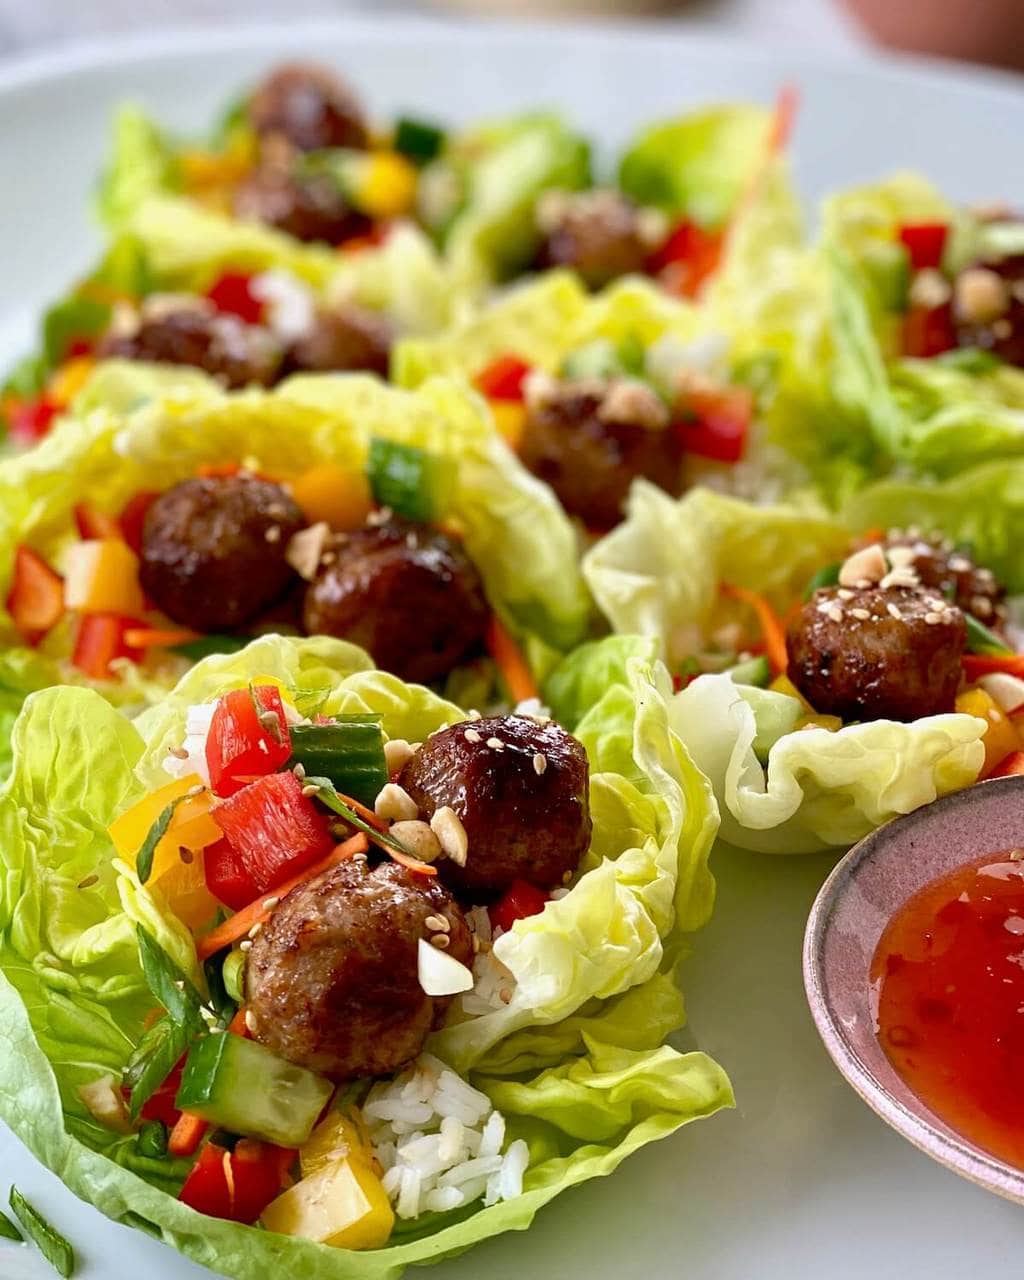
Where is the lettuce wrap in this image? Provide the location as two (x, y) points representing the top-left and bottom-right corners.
(0, 633), (731, 1278)
(0, 369), (591, 777)
(818, 174), (1024, 477)
(578, 483), (995, 853)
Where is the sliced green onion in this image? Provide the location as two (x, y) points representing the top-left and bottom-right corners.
(222, 949), (246, 1005)
(966, 612), (1014, 656)
(803, 563), (840, 599)
(306, 776), (414, 859)
(394, 116), (446, 164)
(0, 1207), (22, 1242)
(366, 437), (455, 524)
(726, 655), (771, 687)
(9, 1189), (75, 1279)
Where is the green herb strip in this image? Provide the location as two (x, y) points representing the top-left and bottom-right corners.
(136, 796), (186, 884)
(136, 926), (205, 1031)
(9, 1189), (75, 1279)
(123, 1015), (193, 1120)
(306, 776), (415, 858)
(965, 612), (1014, 657)
(0, 1207), (22, 1242)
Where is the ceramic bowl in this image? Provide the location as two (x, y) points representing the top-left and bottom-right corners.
(803, 775), (1024, 1204)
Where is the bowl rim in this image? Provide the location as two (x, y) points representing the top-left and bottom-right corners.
(803, 775), (1024, 1206)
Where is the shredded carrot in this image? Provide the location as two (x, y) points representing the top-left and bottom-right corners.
(386, 846), (438, 878)
(963, 654), (1024, 680)
(124, 627), (205, 649)
(227, 1008), (250, 1039)
(196, 833), (369, 960)
(769, 83), (800, 151)
(721, 583), (789, 675)
(197, 462), (242, 478)
(168, 1111), (208, 1157)
(335, 792), (387, 832)
(329, 791), (436, 876)
(484, 615), (539, 704)
(142, 1007), (162, 1031)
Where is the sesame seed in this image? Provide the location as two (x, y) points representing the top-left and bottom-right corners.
(186, 783), (205, 798)
(424, 914), (450, 932)
(850, 608), (870, 621)
(837, 589), (854, 601)
(499, 987), (513, 1004)
(464, 728), (482, 744)
(320, 550), (336, 565)
(827, 605), (844, 623)
(168, 745), (189, 760)
(562, 870), (573, 885)
(405, 532), (417, 550)
(1010, 849), (1024, 862)
(429, 933), (450, 949)
(263, 897), (280, 911)
(76, 873), (99, 890)
(245, 1011), (257, 1033)
(887, 602), (904, 621)
(486, 737), (505, 751)
(352, 851), (368, 863)
(292, 761), (306, 780)
(924, 612), (944, 625)
(533, 752), (548, 776)
(949, 556), (971, 573)
(971, 595), (994, 617)
(248, 921), (264, 940)
(301, 783), (320, 797)
(239, 939), (253, 952)
(467, 709), (482, 721)
(854, 578), (872, 590)
(179, 846), (194, 864)
(978, 568), (995, 584)
(472, 935), (481, 953)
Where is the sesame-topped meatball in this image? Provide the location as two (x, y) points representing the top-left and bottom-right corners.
(399, 713), (592, 899)
(140, 474), (304, 631)
(246, 859), (472, 1080)
(285, 304), (394, 377)
(519, 375), (684, 530)
(233, 164), (369, 245)
(301, 517), (489, 684)
(787, 584), (966, 723)
(951, 256), (1024, 369)
(535, 189), (663, 290)
(98, 307), (282, 389)
(247, 63), (368, 153)
(883, 530), (1006, 626)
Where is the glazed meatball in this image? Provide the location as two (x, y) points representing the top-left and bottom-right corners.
(247, 62), (368, 152)
(140, 474), (304, 631)
(520, 376), (684, 530)
(399, 714), (592, 899)
(952, 257), (1024, 368)
(246, 859), (472, 1079)
(98, 308), (282, 389)
(535, 189), (658, 290)
(883, 530), (1006, 626)
(302, 518), (489, 683)
(787, 585), (966, 723)
(233, 164), (369, 245)
(285, 304), (393, 377)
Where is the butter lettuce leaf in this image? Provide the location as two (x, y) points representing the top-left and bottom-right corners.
(0, 638), (729, 1278)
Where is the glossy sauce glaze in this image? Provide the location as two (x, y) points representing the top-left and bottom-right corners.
(873, 851), (1024, 1170)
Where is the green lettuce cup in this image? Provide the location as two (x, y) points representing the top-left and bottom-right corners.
(0, 370), (591, 778)
(562, 482), (1024, 854)
(815, 173), (1024, 478)
(0, 634), (730, 1278)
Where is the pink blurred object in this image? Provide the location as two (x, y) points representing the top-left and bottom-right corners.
(843, 0), (1024, 72)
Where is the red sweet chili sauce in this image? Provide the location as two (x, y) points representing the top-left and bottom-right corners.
(873, 851), (1024, 1169)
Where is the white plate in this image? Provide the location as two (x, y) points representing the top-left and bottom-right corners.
(2, 18), (1024, 1280)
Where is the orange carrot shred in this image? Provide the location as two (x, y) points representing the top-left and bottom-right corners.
(124, 627), (204, 649)
(721, 582), (789, 676)
(168, 1111), (208, 1157)
(484, 615), (539, 704)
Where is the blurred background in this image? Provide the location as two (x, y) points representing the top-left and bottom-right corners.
(0, 0), (1021, 73)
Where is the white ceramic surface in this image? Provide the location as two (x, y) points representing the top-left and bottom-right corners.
(1, 18), (1024, 1279)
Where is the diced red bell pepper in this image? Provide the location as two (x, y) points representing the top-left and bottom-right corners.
(898, 222), (949, 272)
(9, 396), (59, 445)
(490, 879), (549, 935)
(178, 1140), (291, 1224)
(647, 220), (725, 298)
(204, 836), (262, 911)
(903, 303), (957, 358)
(675, 384), (753, 464)
(66, 337), (95, 359)
(119, 490), (159, 555)
(474, 355), (531, 402)
(71, 614), (144, 680)
(211, 770), (335, 894)
(139, 1057), (186, 1129)
(206, 686), (293, 799)
(6, 545), (65, 641)
(206, 272), (264, 325)
(74, 502), (123, 541)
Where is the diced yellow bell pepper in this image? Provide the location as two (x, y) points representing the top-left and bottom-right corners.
(955, 686), (1022, 778)
(489, 400), (527, 450)
(290, 464), (373, 530)
(151, 854), (220, 932)
(49, 356), (96, 407)
(769, 673), (813, 711)
(109, 775), (221, 884)
(301, 1109), (375, 1180)
(63, 539), (144, 615)
(353, 151), (418, 221)
(795, 714), (843, 733)
(261, 1155), (394, 1250)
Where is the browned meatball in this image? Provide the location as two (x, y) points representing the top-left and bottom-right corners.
(883, 530), (1006, 626)
(285, 304), (393, 377)
(399, 714), (591, 899)
(535, 189), (656, 290)
(952, 256), (1024, 368)
(520, 376), (684, 530)
(140, 474), (303, 631)
(247, 62), (368, 152)
(787, 585), (966, 723)
(302, 518), (489, 683)
(246, 859), (471, 1079)
(233, 164), (369, 245)
(98, 308), (282, 388)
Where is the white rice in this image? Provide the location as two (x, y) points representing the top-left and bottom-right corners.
(250, 269), (316, 343)
(163, 701), (216, 784)
(363, 1054), (529, 1220)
